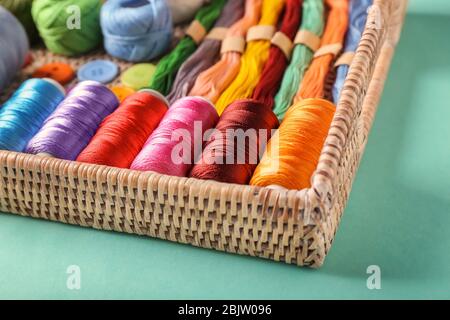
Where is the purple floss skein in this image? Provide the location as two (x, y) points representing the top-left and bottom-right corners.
(26, 81), (119, 160)
(166, 0), (244, 104)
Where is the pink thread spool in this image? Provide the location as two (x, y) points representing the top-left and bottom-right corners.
(130, 96), (219, 177)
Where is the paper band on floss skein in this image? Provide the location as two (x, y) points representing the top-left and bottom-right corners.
(100, 0), (173, 62)
(148, 0), (227, 96)
(166, 0), (245, 104)
(77, 90), (168, 169)
(0, 5), (29, 93)
(130, 97), (219, 177)
(26, 81), (119, 160)
(273, 0), (325, 120)
(189, 0), (301, 185)
(188, 0), (263, 104)
(213, 0), (286, 114)
(251, 0), (374, 191)
(32, 0), (102, 56)
(0, 78), (65, 152)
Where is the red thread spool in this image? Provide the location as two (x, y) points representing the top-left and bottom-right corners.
(77, 90), (168, 168)
(189, 99), (279, 184)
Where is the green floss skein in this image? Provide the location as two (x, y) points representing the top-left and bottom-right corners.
(0, 0), (39, 43)
(32, 0), (102, 56)
(149, 0), (227, 96)
(273, 0), (325, 120)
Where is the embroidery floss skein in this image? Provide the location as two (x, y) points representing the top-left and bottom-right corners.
(148, 0), (227, 96)
(214, 0), (286, 114)
(250, 0), (352, 190)
(295, 0), (349, 101)
(189, 100), (278, 184)
(130, 96), (219, 177)
(26, 81), (119, 160)
(251, 0), (302, 110)
(32, 0), (102, 56)
(272, 0), (325, 120)
(188, 0), (263, 103)
(0, 78), (65, 152)
(77, 90), (168, 168)
(0, 0), (39, 43)
(101, 0), (173, 62)
(188, 0), (300, 184)
(0, 5), (29, 93)
(167, 0), (209, 24)
(332, 0), (371, 103)
(166, 0), (245, 104)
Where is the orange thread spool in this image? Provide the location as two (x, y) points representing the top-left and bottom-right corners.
(250, 98), (335, 189)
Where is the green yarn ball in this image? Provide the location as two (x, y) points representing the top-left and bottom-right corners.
(0, 0), (39, 44)
(32, 0), (102, 56)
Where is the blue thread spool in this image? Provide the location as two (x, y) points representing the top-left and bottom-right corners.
(0, 78), (65, 152)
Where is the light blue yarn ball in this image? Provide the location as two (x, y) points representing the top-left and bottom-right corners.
(0, 5), (29, 93)
(101, 0), (173, 62)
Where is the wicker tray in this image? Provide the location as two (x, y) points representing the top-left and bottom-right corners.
(0, 0), (407, 268)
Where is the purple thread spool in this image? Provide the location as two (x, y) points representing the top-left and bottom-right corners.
(25, 81), (119, 160)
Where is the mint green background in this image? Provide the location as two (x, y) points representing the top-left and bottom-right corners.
(1, 1), (449, 299)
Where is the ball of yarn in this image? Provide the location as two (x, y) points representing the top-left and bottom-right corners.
(25, 81), (119, 160)
(0, 0), (39, 43)
(77, 90), (168, 168)
(32, 0), (102, 56)
(0, 78), (65, 152)
(130, 96), (219, 177)
(189, 99), (279, 185)
(167, 0), (208, 24)
(0, 5), (29, 93)
(101, 0), (173, 62)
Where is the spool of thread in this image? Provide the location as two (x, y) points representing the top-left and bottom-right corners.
(167, 0), (208, 24)
(0, 5), (29, 93)
(273, 0), (325, 120)
(251, 0), (302, 110)
(32, 0), (102, 56)
(166, 0), (245, 104)
(189, 0), (262, 103)
(149, 0), (227, 96)
(130, 96), (219, 177)
(0, 78), (65, 152)
(0, 0), (39, 43)
(26, 81), (119, 160)
(332, 0), (371, 103)
(250, 98), (335, 189)
(250, 0), (351, 190)
(77, 90), (168, 168)
(190, 99), (278, 184)
(214, 0), (286, 114)
(101, 0), (173, 62)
